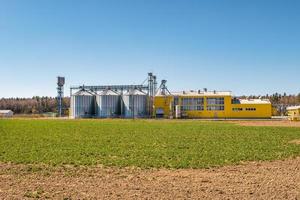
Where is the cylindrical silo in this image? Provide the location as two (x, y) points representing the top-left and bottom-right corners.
(122, 89), (148, 118)
(96, 90), (121, 118)
(70, 90), (96, 118)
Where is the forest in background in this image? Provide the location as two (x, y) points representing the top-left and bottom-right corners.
(240, 93), (300, 105)
(0, 93), (299, 115)
(0, 97), (70, 115)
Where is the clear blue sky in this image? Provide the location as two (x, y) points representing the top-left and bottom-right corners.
(0, 0), (299, 98)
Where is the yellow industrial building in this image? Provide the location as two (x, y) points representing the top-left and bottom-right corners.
(153, 91), (272, 119)
(287, 106), (300, 121)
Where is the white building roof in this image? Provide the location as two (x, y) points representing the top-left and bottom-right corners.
(287, 106), (300, 110)
(239, 99), (271, 104)
(0, 110), (13, 114)
(157, 91), (232, 97)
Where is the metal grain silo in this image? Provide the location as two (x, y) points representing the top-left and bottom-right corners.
(96, 90), (121, 118)
(70, 90), (96, 118)
(122, 89), (148, 118)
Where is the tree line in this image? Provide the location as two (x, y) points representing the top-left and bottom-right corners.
(0, 97), (70, 115)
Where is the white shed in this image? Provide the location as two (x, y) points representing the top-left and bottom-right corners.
(0, 110), (14, 118)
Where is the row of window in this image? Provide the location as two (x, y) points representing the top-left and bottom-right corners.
(180, 98), (225, 111)
(207, 106), (225, 111)
(181, 105), (204, 111)
(181, 98), (224, 106)
(207, 98), (224, 105)
(181, 98), (204, 105)
(232, 108), (257, 111)
(232, 108), (243, 111)
(181, 106), (258, 112)
(179, 98), (257, 112)
(181, 105), (225, 111)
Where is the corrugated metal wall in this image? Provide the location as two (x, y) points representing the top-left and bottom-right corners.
(70, 89), (149, 119)
(96, 90), (121, 118)
(70, 91), (96, 118)
(122, 90), (148, 118)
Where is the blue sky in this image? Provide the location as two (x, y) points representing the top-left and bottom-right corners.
(0, 0), (299, 97)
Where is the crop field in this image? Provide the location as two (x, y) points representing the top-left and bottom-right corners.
(1, 119), (300, 168)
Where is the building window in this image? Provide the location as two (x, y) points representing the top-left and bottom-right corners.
(207, 98), (224, 105)
(232, 108), (243, 111)
(196, 106), (204, 110)
(231, 98), (240, 104)
(182, 98), (189, 105)
(206, 98), (224, 111)
(181, 105), (188, 111)
(246, 108), (256, 111)
(182, 98), (204, 105)
(194, 98), (204, 104)
(174, 96), (179, 105)
(181, 105), (204, 111)
(207, 106), (225, 111)
(181, 98), (204, 111)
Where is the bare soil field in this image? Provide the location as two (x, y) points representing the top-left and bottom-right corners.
(229, 120), (300, 127)
(1, 157), (299, 200)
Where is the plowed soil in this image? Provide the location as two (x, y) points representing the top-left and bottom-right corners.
(230, 120), (300, 127)
(1, 157), (299, 199)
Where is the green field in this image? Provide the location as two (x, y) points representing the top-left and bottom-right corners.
(0, 119), (300, 168)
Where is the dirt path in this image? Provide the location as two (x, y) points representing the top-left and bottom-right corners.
(1, 158), (300, 200)
(229, 120), (300, 127)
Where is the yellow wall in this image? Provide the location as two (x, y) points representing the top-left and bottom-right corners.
(154, 95), (272, 119)
(229, 103), (272, 118)
(288, 109), (300, 121)
(182, 96), (230, 118)
(153, 95), (173, 117)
